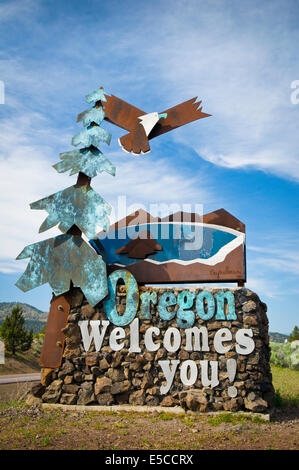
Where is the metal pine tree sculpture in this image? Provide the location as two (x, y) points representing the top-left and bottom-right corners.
(16, 87), (115, 306)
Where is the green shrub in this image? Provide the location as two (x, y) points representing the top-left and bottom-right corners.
(270, 341), (299, 370)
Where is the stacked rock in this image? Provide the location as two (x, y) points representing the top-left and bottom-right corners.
(36, 286), (274, 413)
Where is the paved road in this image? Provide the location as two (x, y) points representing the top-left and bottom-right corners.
(0, 373), (41, 384)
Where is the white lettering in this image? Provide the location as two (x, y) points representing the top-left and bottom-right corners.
(200, 360), (219, 388)
(180, 360), (198, 386)
(158, 359), (180, 394)
(214, 328), (232, 354)
(79, 320), (109, 352)
(144, 326), (160, 351)
(235, 328), (255, 355)
(185, 326), (209, 351)
(109, 327), (125, 351)
(129, 318), (141, 352)
(163, 327), (181, 353)
(291, 80), (299, 104)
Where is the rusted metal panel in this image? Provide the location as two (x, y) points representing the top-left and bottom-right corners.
(202, 208), (245, 233)
(115, 230), (163, 259)
(108, 244), (246, 284)
(92, 208), (246, 285)
(119, 122), (150, 155)
(40, 292), (71, 368)
(161, 212), (202, 223)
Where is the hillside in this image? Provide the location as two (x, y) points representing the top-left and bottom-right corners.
(0, 302), (48, 333)
(269, 331), (289, 343)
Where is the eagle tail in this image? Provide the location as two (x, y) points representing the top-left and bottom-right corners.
(119, 126), (151, 155)
(119, 133), (134, 154)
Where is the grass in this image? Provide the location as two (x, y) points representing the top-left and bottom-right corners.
(0, 401), (296, 450)
(0, 364), (298, 450)
(207, 412), (266, 426)
(0, 400), (23, 409)
(156, 412), (175, 421)
(271, 365), (299, 407)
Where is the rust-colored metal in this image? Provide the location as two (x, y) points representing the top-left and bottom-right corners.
(108, 243), (246, 285)
(76, 171), (91, 187)
(39, 292), (71, 368)
(100, 208), (161, 234)
(94, 207), (246, 285)
(119, 123), (150, 155)
(115, 230), (163, 259)
(101, 94), (145, 132)
(202, 208), (245, 233)
(161, 212), (202, 223)
(149, 97), (211, 139)
(77, 94), (211, 155)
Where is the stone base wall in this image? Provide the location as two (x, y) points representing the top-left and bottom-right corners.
(39, 287), (275, 413)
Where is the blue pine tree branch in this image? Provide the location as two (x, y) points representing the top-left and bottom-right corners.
(15, 235), (108, 306)
(86, 88), (107, 104)
(72, 125), (112, 148)
(82, 107), (105, 127)
(30, 185), (112, 238)
(53, 147), (116, 178)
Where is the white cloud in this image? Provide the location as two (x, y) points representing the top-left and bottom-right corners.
(0, 112), (215, 274)
(246, 276), (281, 299)
(0, 0), (37, 22)
(248, 244), (299, 276)
(84, 0), (299, 181)
(1, 0), (298, 182)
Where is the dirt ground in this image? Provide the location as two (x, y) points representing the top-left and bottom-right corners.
(0, 351), (40, 376)
(0, 382), (40, 403)
(0, 401), (298, 450)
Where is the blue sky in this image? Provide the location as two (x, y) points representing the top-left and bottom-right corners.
(0, 0), (298, 334)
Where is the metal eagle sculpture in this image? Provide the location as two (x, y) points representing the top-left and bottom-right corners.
(77, 90), (211, 155)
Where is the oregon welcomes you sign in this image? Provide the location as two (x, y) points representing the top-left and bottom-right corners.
(16, 86), (274, 413)
(78, 269), (257, 399)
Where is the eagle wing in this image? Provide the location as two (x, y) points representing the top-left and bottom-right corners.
(148, 97), (211, 140)
(77, 94), (146, 133)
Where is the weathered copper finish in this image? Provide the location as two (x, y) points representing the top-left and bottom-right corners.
(29, 183), (111, 238)
(53, 146), (116, 178)
(40, 292), (71, 368)
(16, 234), (108, 307)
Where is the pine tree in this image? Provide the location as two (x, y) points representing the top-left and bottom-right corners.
(0, 304), (33, 356)
(15, 87), (115, 306)
(289, 325), (299, 342)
